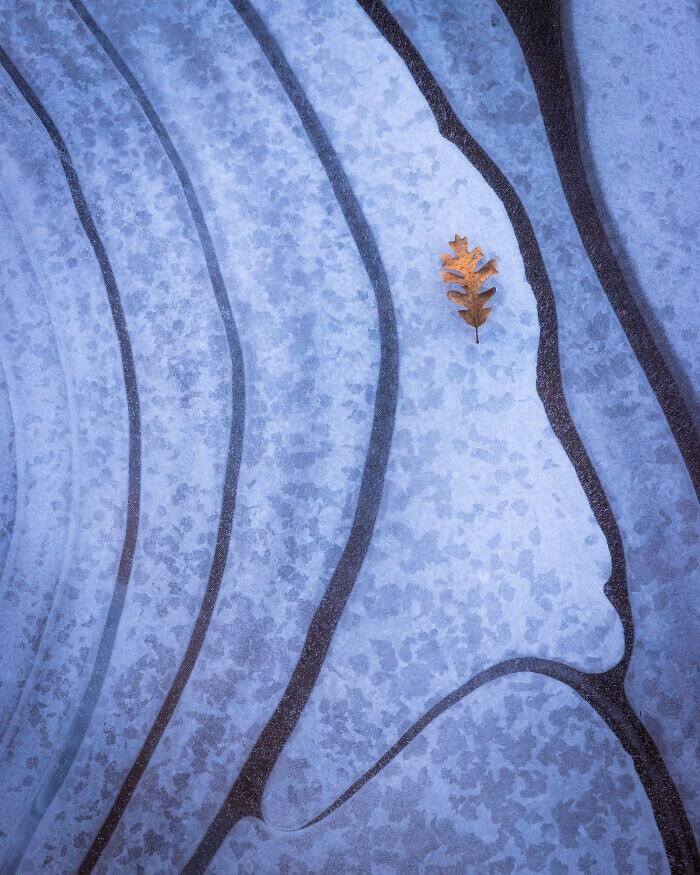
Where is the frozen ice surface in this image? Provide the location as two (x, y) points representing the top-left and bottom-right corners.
(8, 2), (378, 870)
(254, 0), (622, 835)
(0, 56), (127, 846)
(0, 353), (15, 579)
(385, 0), (700, 833)
(0, 183), (72, 736)
(0, 76), (130, 775)
(0, 1), (234, 857)
(569, 0), (700, 398)
(253, 675), (666, 875)
(0, 0), (696, 871)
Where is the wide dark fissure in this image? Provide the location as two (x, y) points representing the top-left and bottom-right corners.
(182, 0), (400, 871)
(557, 0), (700, 439)
(303, 657), (699, 874)
(0, 44), (142, 875)
(496, 0), (700, 497)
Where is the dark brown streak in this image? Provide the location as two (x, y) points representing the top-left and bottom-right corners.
(302, 658), (698, 874)
(355, 0), (632, 663)
(346, 2), (696, 870)
(496, 0), (700, 497)
(182, 0), (399, 870)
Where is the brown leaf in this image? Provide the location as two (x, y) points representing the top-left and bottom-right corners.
(478, 287), (497, 305)
(441, 235), (498, 344)
(459, 307), (492, 328)
(445, 289), (470, 306)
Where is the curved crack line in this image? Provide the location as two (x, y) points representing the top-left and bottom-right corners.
(299, 659), (699, 873)
(496, 0), (700, 497)
(354, 1), (696, 871)
(0, 114), (81, 621)
(0, 350), (17, 583)
(557, 0), (700, 438)
(0, 44), (141, 874)
(355, 0), (632, 672)
(181, 0), (400, 871)
(0, 257), (31, 599)
(0, 203), (25, 593)
(62, 3), (246, 873)
(0, 188), (79, 748)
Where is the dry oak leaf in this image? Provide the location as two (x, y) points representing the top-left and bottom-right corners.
(441, 234), (498, 344)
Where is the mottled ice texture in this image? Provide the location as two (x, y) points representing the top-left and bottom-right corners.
(569, 0), (700, 401)
(0, 79), (127, 767)
(4, 2), (377, 870)
(253, 0), (622, 837)
(0, 353), (15, 579)
(0, 184), (72, 736)
(385, 0), (699, 833)
(252, 675), (665, 875)
(0, 0), (696, 872)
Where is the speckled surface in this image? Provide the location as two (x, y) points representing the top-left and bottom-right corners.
(384, 0), (699, 837)
(251, 675), (666, 875)
(0, 80), (127, 759)
(0, 352), (15, 580)
(568, 0), (700, 397)
(0, 187), (73, 737)
(0, 0), (696, 872)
